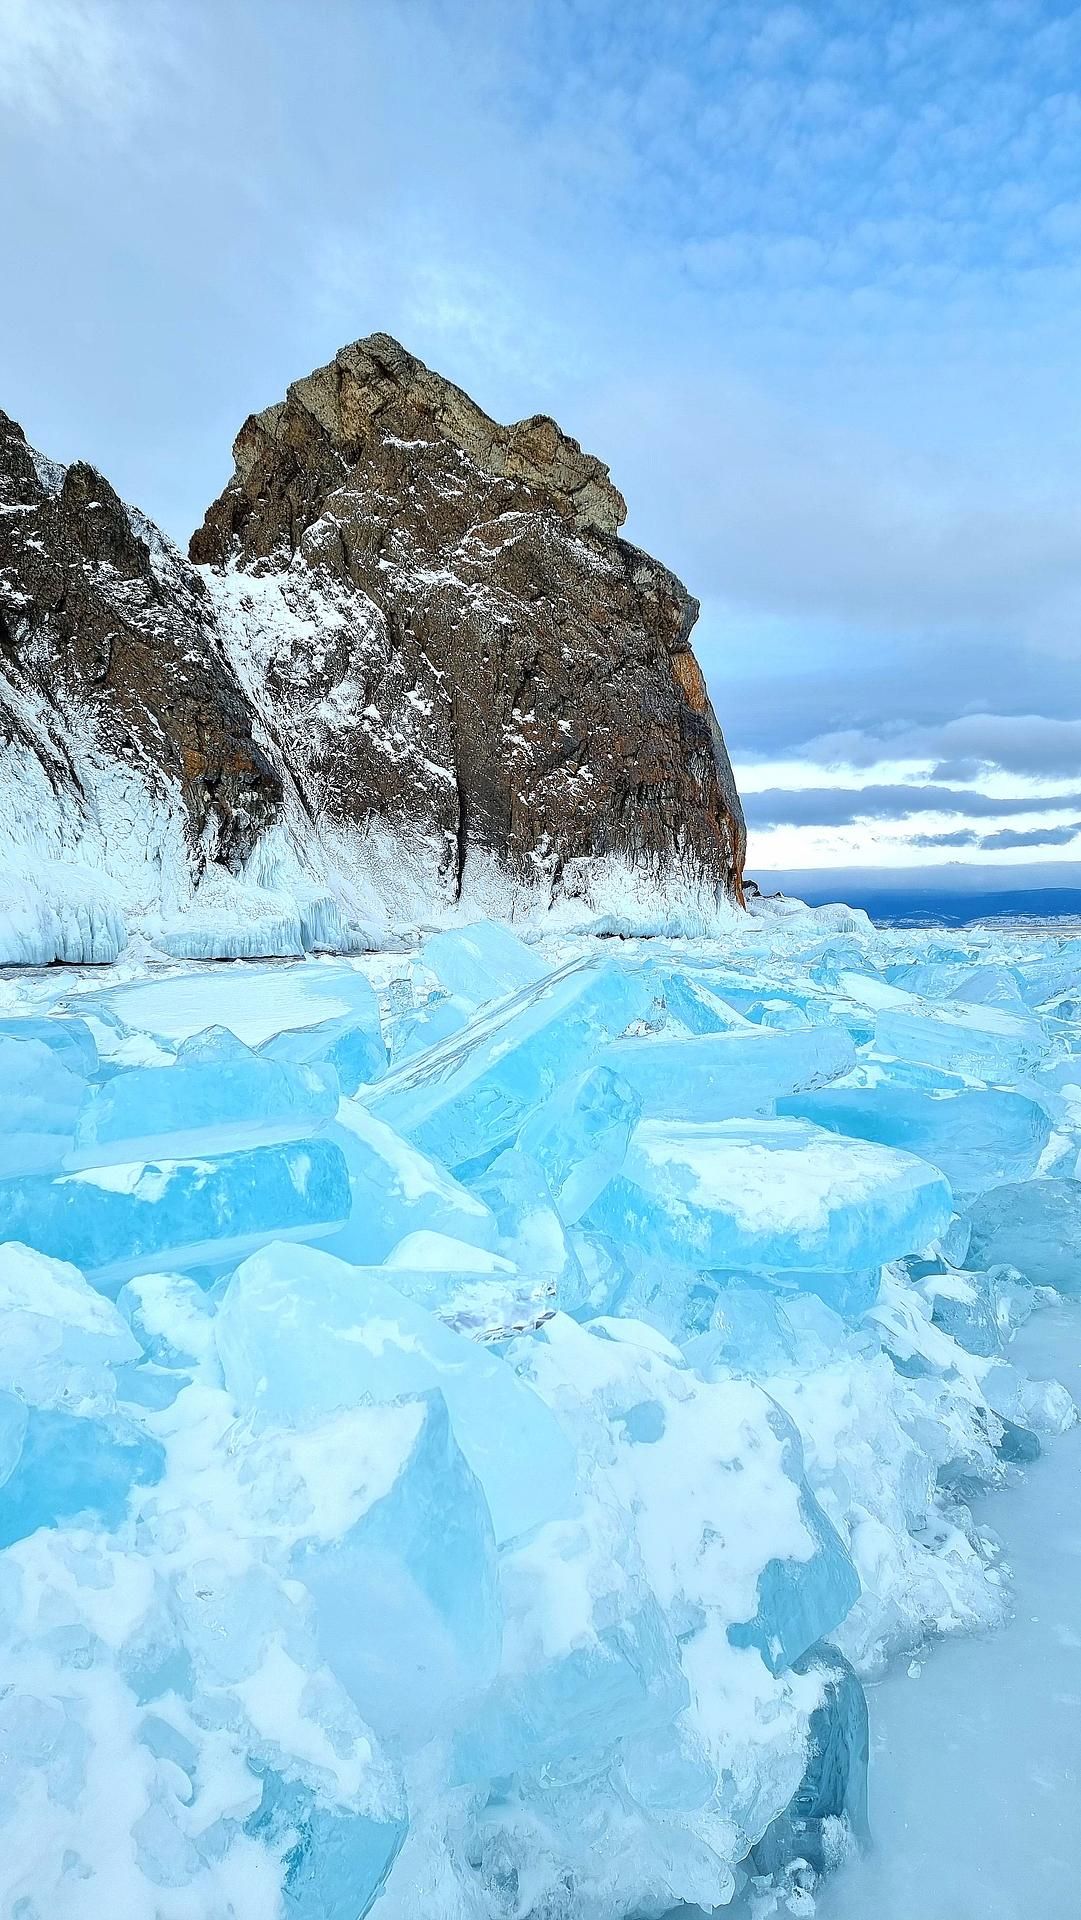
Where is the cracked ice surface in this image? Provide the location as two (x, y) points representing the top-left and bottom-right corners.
(0, 905), (1079, 1917)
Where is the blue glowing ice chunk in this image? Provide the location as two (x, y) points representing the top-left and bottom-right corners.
(600, 1025), (855, 1121)
(260, 1002), (387, 1096)
(586, 1117), (953, 1272)
(751, 1646), (869, 1879)
(728, 1408), (860, 1674)
(325, 1102), (498, 1265)
(466, 1148), (582, 1307)
(70, 1028), (339, 1167)
(368, 958), (660, 1169)
(383, 1233), (554, 1339)
(874, 999), (1046, 1081)
(0, 1241), (139, 1402)
(0, 1402), (164, 1548)
(451, 1591), (687, 1784)
(0, 1035), (87, 1177)
(385, 991), (471, 1063)
(245, 1767), (406, 1920)
(642, 966), (751, 1034)
(0, 1014), (98, 1076)
(778, 1083), (1051, 1196)
(517, 1065), (642, 1223)
(295, 1391), (501, 1750)
(967, 1178), (1081, 1294)
(420, 920), (546, 1007)
(215, 1243), (577, 1543)
(0, 1137), (351, 1292)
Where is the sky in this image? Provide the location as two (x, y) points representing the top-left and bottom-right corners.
(3, 0), (1081, 877)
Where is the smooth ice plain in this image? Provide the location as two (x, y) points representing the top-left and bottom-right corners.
(1, 902), (1080, 1920)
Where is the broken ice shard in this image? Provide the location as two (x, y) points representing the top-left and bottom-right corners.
(420, 919), (547, 1007)
(293, 1391), (501, 1750)
(244, 1767), (406, 1920)
(750, 1646), (869, 1879)
(0, 1033), (88, 1177)
(0, 1402), (164, 1548)
(215, 1243), (577, 1543)
(600, 1024), (855, 1120)
(517, 1065), (642, 1223)
(70, 1027), (339, 1167)
(966, 1177), (1081, 1293)
(0, 1014), (98, 1075)
(260, 1003), (388, 1095)
(584, 1116), (953, 1271)
(873, 998), (1045, 1081)
(0, 1241), (139, 1403)
(325, 1102), (498, 1266)
(778, 1083), (1051, 1197)
(367, 958), (660, 1169)
(0, 1137), (351, 1292)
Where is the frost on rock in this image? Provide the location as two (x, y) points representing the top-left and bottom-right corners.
(0, 906), (1079, 1916)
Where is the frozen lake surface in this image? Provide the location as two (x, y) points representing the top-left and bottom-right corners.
(819, 1296), (1081, 1920)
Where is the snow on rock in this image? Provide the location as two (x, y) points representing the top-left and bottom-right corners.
(1, 335), (745, 962)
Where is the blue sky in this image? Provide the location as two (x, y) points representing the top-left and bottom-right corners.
(3, 0), (1081, 873)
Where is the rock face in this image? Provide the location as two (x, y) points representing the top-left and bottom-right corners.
(0, 337), (744, 960)
(0, 410), (279, 864)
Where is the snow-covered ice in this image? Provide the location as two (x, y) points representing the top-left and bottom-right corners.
(1, 900), (1080, 1917)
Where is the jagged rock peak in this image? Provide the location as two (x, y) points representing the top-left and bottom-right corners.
(191, 333), (627, 566)
(189, 332), (745, 926)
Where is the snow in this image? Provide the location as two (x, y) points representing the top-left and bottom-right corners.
(1, 902), (1080, 1916)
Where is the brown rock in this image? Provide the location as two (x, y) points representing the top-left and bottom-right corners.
(192, 333), (745, 916)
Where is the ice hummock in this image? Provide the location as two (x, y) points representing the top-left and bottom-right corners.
(0, 907), (1079, 1918)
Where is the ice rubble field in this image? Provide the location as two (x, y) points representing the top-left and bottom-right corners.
(2, 904), (1081, 1919)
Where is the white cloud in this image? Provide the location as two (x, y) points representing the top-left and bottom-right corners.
(0, 0), (144, 127)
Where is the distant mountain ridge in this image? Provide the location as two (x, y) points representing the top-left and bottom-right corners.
(0, 336), (744, 963)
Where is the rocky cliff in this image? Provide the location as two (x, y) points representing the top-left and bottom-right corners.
(0, 337), (744, 962)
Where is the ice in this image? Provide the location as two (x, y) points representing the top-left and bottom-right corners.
(215, 1242), (578, 1542)
(751, 1647), (869, 1881)
(83, 959), (387, 1050)
(585, 1116), (954, 1271)
(368, 957), (660, 1168)
(244, 1767), (405, 1919)
(0, 1014), (98, 1075)
(466, 1147), (582, 1307)
(0, 1136), (351, 1292)
(0, 1402), (165, 1548)
(643, 964), (752, 1034)
(383, 1232), (555, 1340)
(516, 1064), (642, 1223)
(0, 1242), (139, 1402)
(778, 1083), (1051, 1197)
(874, 997), (1046, 1081)
(325, 1100), (498, 1264)
(385, 988), (471, 1062)
(966, 1176), (1081, 1292)
(0, 1034), (88, 1177)
(260, 1005), (387, 1096)
(600, 1024), (856, 1120)
(2, 916), (1080, 1918)
(419, 919), (546, 1007)
(70, 1028), (339, 1167)
(295, 1391), (501, 1750)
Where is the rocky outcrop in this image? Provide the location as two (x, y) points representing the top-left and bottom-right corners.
(0, 337), (744, 960)
(192, 334), (745, 922)
(0, 410), (279, 871)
